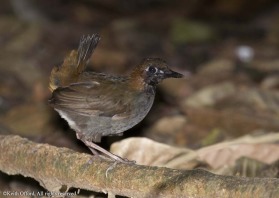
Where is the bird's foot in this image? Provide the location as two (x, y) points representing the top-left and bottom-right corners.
(105, 158), (135, 177)
(78, 137), (136, 164)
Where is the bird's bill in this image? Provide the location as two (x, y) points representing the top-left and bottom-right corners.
(164, 68), (184, 78)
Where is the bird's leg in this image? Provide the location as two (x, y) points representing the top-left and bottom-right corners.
(87, 145), (99, 156)
(76, 132), (134, 164)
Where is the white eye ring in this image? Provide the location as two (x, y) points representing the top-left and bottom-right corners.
(146, 66), (158, 74)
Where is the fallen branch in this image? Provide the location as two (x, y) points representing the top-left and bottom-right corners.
(0, 135), (278, 197)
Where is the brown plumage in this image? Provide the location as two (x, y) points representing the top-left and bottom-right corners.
(49, 34), (183, 162)
(49, 34), (100, 91)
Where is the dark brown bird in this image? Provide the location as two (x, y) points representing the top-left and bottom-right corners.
(49, 34), (183, 162)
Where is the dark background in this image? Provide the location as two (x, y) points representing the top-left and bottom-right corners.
(0, 0), (279, 196)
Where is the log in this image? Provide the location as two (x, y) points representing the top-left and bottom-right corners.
(0, 135), (278, 197)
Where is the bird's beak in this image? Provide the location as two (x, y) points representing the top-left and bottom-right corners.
(163, 68), (184, 78)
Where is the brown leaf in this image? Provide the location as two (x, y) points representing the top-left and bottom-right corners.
(185, 107), (279, 137)
(198, 143), (279, 169)
(111, 133), (279, 171)
(183, 82), (236, 108)
(111, 137), (201, 169)
(0, 103), (52, 136)
(197, 133), (279, 169)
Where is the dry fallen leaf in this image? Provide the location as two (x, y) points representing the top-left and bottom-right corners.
(111, 137), (201, 169)
(185, 107), (279, 137)
(184, 81), (236, 108)
(198, 143), (279, 169)
(111, 133), (279, 173)
(0, 103), (52, 136)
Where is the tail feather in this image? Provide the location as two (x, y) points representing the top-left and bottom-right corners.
(49, 34), (100, 92)
(77, 34), (100, 73)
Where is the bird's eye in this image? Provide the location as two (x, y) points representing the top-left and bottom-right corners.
(147, 66), (157, 74)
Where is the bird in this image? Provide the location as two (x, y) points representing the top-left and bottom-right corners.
(49, 34), (184, 162)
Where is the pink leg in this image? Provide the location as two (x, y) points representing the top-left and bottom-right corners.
(76, 132), (133, 163)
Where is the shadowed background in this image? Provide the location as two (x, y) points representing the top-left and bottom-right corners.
(0, 0), (279, 196)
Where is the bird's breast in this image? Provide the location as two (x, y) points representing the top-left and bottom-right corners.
(129, 90), (155, 122)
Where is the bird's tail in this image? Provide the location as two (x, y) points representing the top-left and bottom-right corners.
(49, 34), (100, 92)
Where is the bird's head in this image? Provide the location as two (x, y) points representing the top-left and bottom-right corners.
(130, 58), (183, 89)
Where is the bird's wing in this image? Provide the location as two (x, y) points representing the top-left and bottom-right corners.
(49, 81), (132, 118)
